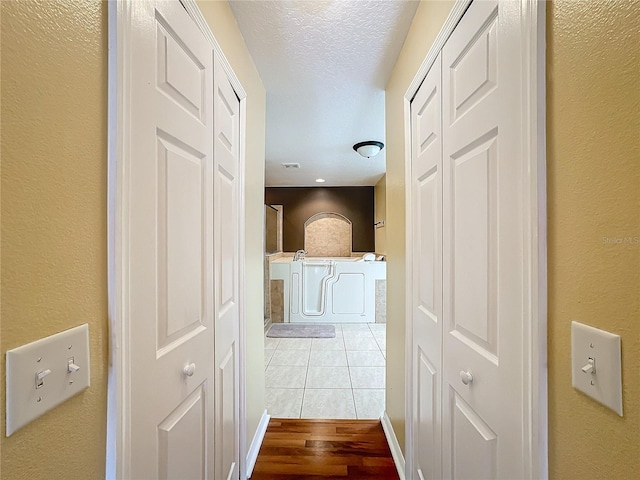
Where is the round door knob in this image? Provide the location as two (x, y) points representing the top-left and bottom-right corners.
(183, 363), (196, 377)
(460, 370), (473, 385)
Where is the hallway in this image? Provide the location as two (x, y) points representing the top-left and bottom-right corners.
(251, 419), (400, 479)
(2, 1), (639, 479)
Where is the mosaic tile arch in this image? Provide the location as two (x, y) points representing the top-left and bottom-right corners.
(304, 212), (352, 257)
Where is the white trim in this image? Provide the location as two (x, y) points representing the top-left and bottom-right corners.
(381, 412), (405, 480)
(237, 93), (249, 480)
(181, 0), (247, 99)
(402, 92), (413, 479)
(107, 0), (132, 477)
(404, 0), (472, 101)
(523, 1), (548, 477)
(245, 410), (270, 479)
(403, 0), (547, 478)
(106, 1), (118, 476)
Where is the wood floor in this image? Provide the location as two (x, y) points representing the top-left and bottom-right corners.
(250, 419), (400, 479)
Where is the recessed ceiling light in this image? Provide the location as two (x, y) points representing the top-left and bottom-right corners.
(315, 178), (326, 183)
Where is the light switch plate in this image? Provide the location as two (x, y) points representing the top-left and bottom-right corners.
(6, 324), (90, 436)
(571, 321), (623, 416)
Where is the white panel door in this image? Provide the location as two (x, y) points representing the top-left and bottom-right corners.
(213, 53), (241, 480)
(127, 1), (214, 478)
(442, 0), (526, 478)
(410, 53), (443, 480)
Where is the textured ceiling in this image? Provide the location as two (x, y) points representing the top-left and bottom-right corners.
(228, 0), (419, 186)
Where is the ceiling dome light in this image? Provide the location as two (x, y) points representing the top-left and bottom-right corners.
(315, 178), (326, 183)
(353, 141), (384, 158)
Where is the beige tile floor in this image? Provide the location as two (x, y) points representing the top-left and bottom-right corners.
(264, 323), (386, 419)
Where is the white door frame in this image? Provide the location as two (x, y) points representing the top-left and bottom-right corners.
(107, 0), (248, 477)
(403, 0), (547, 478)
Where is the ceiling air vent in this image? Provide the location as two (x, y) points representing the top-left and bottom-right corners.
(281, 163), (300, 169)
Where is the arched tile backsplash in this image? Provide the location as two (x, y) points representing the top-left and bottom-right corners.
(304, 212), (352, 257)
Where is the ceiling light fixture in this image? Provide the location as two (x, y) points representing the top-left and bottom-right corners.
(315, 178), (326, 183)
(353, 141), (384, 158)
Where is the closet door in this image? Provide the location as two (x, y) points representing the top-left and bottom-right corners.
(410, 53), (443, 480)
(441, 0), (526, 477)
(126, 1), (215, 478)
(213, 52), (242, 480)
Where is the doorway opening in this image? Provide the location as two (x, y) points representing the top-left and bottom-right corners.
(262, 195), (387, 420)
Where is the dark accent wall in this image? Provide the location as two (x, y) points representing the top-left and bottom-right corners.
(265, 187), (375, 253)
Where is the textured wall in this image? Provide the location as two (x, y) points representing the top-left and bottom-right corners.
(196, 0), (267, 456)
(265, 187), (375, 252)
(1, 1), (109, 478)
(546, 0), (640, 477)
(384, 0), (455, 453)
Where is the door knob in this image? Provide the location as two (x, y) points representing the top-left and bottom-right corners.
(183, 363), (196, 377)
(460, 370), (473, 385)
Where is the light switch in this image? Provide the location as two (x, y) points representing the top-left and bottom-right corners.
(5, 324), (90, 436)
(571, 321), (623, 416)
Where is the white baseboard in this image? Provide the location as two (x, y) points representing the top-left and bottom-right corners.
(245, 409), (270, 479)
(381, 412), (405, 480)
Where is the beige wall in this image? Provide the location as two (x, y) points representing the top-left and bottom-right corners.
(1, 1), (266, 478)
(1, 1), (109, 478)
(196, 0), (268, 457)
(385, 0), (640, 472)
(546, 0), (640, 477)
(374, 174), (387, 254)
(384, 0), (455, 453)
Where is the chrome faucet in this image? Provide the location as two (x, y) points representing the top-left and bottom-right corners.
(293, 249), (307, 261)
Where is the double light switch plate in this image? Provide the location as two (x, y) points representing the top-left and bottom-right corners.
(571, 321), (623, 416)
(5, 324), (90, 436)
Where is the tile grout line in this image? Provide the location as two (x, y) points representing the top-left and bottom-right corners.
(300, 341), (313, 419)
(346, 331), (360, 420)
(299, 340), (313, 419)
(339, 325), (358, 419)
